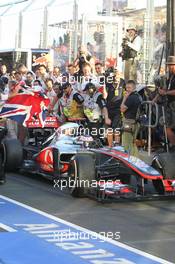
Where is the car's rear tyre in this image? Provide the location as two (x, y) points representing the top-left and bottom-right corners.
(3, 139), (23, 172)
(0, 152), (5, 184)
(0, 126), (7, 141)
(152, 152), (175, 194)
(68, 152), (96, 197)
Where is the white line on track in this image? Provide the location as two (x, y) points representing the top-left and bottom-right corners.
(126, 238), (175, 244)
(0, 223), (17, 232)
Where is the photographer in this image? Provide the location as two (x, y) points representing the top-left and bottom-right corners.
(74, 46), (95, 76)
(119, 25), (142, 82)
(159, 56), (175, 149)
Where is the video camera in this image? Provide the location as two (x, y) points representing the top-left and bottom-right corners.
(104, 67), (116, 84)
(79, 53), (86, 63)
(104, 67), (115, 77)
(119, 36), (137, 61)
(121, 37), (129, 48)
(154, 75), (166, 88)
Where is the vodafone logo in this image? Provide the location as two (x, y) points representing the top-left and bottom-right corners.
(44, 148), (53, 164)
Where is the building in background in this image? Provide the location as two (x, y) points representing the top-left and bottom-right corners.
(49, 14), (123, 69)
(0, 0), (168, 81)
(102, 0), (127, 14)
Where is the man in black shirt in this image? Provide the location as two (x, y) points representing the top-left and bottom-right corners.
(159, 56), (175, 148)
(105, 69), (125, 146)
(120, 80), (141, 156)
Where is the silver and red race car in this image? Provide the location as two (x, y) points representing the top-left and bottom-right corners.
(1, 122), (175, 200)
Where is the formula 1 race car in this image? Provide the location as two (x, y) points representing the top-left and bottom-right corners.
(2, 122), (175, 200)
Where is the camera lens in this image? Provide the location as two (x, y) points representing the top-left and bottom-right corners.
(80, 56), (85, 62)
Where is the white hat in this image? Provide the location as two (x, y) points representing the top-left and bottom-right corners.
(126, 24), (137, 32)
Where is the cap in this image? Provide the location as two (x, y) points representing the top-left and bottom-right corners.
(83, 82), (96, 91)
(126, 24), (137, 32)
(166, 56), (175, 65)
(62, 82), (71, 89)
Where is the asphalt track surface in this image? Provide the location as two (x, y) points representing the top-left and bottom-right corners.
(1, 172), (175, 263)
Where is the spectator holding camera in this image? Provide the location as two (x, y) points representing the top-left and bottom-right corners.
(74, 46), (95, 76)
(119, 25), (142, 82)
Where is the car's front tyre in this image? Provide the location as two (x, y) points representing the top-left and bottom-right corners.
(68, 152), (96, 197)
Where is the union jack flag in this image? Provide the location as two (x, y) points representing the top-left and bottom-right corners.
(0, 91), (50, 127)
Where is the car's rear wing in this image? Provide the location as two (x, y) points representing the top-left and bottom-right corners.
(26, 116), (61, 129)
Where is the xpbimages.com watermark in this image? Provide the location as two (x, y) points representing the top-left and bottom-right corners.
(58, 74), (118, 86)
(53, 179), (121, 191)
(52, 229), (121, 242)
(59, 126), (121, 139)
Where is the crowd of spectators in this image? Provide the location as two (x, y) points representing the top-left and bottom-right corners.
(0, 45), (163, 155)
